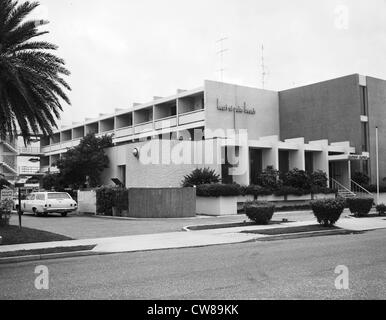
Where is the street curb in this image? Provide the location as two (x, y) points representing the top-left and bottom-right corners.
(254, 229), (364, 241)
(0, 250), (106, 265)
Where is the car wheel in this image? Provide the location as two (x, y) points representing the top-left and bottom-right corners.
(43, 212), (48, 217)
(61, 212), (68, 217)
(33, 208), (40, 217)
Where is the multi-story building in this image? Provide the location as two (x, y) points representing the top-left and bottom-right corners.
(3, 74), (385, 194)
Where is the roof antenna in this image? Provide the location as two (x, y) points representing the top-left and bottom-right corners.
(216, 37), (228, 82)
(261, 44), (267, 89)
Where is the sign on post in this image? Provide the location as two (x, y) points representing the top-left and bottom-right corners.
(0, 189), (14, 201)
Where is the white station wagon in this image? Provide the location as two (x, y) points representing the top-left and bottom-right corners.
(21, 192), (77, 217)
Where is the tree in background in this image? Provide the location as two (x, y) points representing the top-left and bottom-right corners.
(55, 134), (113, 189)
(0, 175), (11, 190)
(0, 0), (71, 140)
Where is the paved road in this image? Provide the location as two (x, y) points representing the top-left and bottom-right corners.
(0, 228), (385, 300)
(8, 210), (321, 239)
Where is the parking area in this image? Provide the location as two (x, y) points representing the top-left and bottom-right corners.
(8, 210), (331, 240)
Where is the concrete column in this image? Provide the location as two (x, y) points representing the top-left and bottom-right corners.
(286, 138), (306, 170)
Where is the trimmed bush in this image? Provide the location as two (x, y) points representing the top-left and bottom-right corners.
(376, 203), (386, 216)
(352, 172), (370, 187)
(281, 168), (311, 190)
(242, 185), (272, 197)
(310, 170), (328, 188)
(182, 168), (220, 187)
(311, 198), (346, 226)
(274, 186), (306, 196)
(196, 184), (241, 197)
(346, 197), (374, 217)
(311, 185), (337, 195)
(255, 166), (281, 190)
(364, 184), (386, 193)
(244, 201), (275, 225)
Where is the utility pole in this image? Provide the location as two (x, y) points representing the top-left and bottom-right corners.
(376, 126), (380, 204)
(216, 37), (228, 82)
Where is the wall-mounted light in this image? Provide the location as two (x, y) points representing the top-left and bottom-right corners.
(132, 147), (139, 158)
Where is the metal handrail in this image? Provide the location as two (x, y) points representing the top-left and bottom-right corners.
(330, 178), (356, 196)
(350, 180), (373, 197)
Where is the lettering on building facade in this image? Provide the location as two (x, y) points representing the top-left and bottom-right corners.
(216, 99), (256, 115)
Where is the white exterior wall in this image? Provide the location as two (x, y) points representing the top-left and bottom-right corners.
(204, 80), (280, 140)
(101, 139), (223, 188)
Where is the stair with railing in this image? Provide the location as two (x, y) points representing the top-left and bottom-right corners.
(330, 178), (373, 199)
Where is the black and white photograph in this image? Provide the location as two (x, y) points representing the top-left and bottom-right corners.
(0, 0), (386, 307)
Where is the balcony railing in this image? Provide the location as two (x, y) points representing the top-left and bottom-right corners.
(18, 146), (42, 154)
(1, 155), (16, 169)
(18, 166), (41, 175)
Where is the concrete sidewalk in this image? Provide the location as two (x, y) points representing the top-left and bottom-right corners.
(1, 215), (385, 258)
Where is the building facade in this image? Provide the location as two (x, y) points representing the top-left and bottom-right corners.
(2, 74), (384, 191)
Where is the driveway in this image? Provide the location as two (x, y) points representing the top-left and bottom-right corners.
(8, 210), (348, 240)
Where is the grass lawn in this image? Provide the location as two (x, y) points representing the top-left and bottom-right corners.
(0, 245), (95, 258)
(241, 224), (340, 235)
(0, 225), (73, 245)
(187, 220), (291, 231)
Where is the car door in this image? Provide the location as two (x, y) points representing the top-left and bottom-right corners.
(35, 193), (46, 211)
(24, 193), (35, 212)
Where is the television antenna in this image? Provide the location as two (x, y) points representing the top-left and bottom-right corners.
(216, 37), (228, 82)
(261, 44), (267, 89)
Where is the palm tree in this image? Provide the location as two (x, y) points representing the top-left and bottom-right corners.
(0, 0), (71, 140)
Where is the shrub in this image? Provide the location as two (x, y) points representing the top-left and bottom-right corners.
(364, 184), (386, 193)
(352, 172), (370, 187)
(242, 185), (273, 197)
(281, 168), (311, 190)
(274, 186), (306, 196)
(96, 186), (128, 216)
(196, 184), (241, 197)
(244, 201), (275, 225)
(0, 199), (13, 227)
(311, 198), (346, 226)
(376, 203), (386, 216)
(311, 185), (337, 195)
(347, 197), (374, 217)
(113, 188), (129, 215)
(255, 166), (281, 190)
(181, 168), (220, 187)
(310, 170), (328, 188)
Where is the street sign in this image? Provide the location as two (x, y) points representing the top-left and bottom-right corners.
(348, 154), (370, 161)
(0, 189), (14, 201)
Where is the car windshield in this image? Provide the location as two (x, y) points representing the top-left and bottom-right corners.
(47, 193), (71, 200)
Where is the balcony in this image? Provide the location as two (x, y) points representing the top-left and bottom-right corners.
(134, 121), (153, 134)
(178, 109), (205, 126)
(18, 166), (41, 175)
(155, 116), (177, 130)
(0, 155), (17, 174)
(18, 146), (42, 155)
(115, 126), (134, 139)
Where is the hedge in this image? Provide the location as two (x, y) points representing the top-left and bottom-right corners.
(244, 201), (275, 225)
(310, 198), (346, 226)
(196, 184), (241, 197)
(346, 197), (374, 217)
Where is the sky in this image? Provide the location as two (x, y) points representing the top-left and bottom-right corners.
(26, 0), (386, 127)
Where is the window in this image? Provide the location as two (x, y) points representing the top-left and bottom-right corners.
(47, 193), (71, 199)
(305, 152), (314, 173)
(27, 194), (35, 200)
(360, 86), (368, 116)
(361, 122), (369, 152)
(36, 194), (45, 200)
